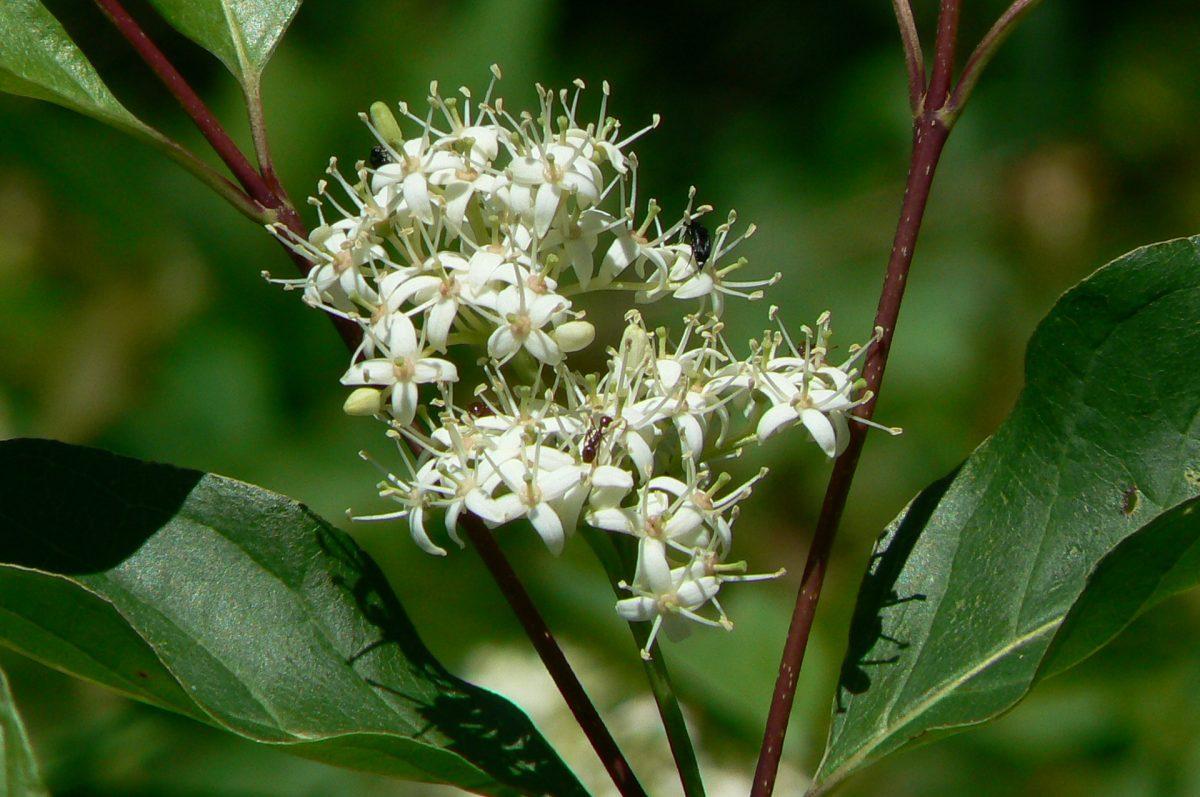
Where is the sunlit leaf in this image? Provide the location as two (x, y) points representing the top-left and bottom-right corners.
(0, 438), (585, 797)
(0, 0), (149, 134)
(1038, 496), (1200, 679)
(145, 0), (301, 87)
(0, 665), (48, 797)
(817, 236), (1200, 793)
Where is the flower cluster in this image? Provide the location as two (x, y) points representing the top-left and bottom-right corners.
(267, 68), (892, 658)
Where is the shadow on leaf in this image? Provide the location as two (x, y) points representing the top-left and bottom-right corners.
(835, 471), (957, 711)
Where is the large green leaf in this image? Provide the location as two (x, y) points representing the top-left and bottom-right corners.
(0, 666), (47, 797)
(0, 438), (584, 797)
(0, 0), (148, 135)
(816, 236), (1200, 793)
(145, 0), (301, 87)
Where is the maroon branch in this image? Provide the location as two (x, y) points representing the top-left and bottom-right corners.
(750, 2), (961, 795)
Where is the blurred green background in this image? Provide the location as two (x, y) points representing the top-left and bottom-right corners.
(3, 0), (1200, 794)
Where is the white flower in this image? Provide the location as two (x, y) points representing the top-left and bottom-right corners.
(340, 313), (458, 424)
(616, 538), (726, 659)
(586, 477), (711, 553)
(486, 286), (568, 365)
(371, 136), (462, 224)
(272, 71), (896, 660)
(467, 447), (587, 554)
(354, 459), (453, 556)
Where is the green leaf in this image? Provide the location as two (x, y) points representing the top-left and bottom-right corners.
(1038, 496), (1200, 679)
(0, 666), (48, 797)
(0, 0), (149, 135)
(817, 236), (1200, 793)
(144, 0), (301, 87)
(0, 438), (585, 797)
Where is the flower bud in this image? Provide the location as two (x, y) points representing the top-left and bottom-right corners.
(620, 319), (650, 370)
(369, 102), (403, 147)
(343, 387), (383, 416)
(553, 320), (595, 353)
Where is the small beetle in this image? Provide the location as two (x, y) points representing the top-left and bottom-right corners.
(685, 219), (712, 266)
(369, 145), (394, 169)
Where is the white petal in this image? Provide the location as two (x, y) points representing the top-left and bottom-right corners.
(487, 326), (520, 361)
(664, 507), (705, 543)
(616, 596), (657, 622)
(390, 381), (419, 425)
(426, 298), (458, 350)
(600, 233), (638, 278)
(529, 502), (565, 555)
(409, 507), (447, 556)
(646, 476), (688, 496)
(625, 434), (655, 480)
(442, 181), (473, 232)
(586, 507), (637, 534)
(756, 403), (799, 441)
(381, 311), (418, 356)
(403, 172), (433, 224)
(468, 250), (505, 287)
(636, 538), (673, 594)
(539, 466), (585, 502)
(592, 464), (634, 490)
(533, 183), (562, 238)
(565, 236), (594, 288)
(523, 329), (563, 365)
(676, 415), (705, 459)
(676, 576), (721, 609)
(340, 359), (396, 387)
(444, 501), (466, 548)
(673, 270), (715, 300)
(831, 411), (851, 457)
(656, 359), (684, 391)
(412, 357), (458, 383)
(800, 408), (838, 457)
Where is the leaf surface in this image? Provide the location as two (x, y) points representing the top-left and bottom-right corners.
(0, 0), (148, 134)
(0, 438), (584, 797)
(145, 0), (301, 86)
(817, 236), (1200, 792)
(0, 666), (47, 797)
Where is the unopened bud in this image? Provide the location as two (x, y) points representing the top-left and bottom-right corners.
(620, 320), (650, 369)
(369, 102), (403, 147)
(343, 387), (383, 416)
(553, 320), (595, 353)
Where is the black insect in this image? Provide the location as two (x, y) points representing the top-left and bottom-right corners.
(369, 145), (394, 169)
(685, 219), (712, 266)
(468, 399), (494, 418)
(581, 415), (614, 463)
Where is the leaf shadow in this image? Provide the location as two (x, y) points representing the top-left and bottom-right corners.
(835, 470), (958, 712)
(0, 438), (201, 574)
(315, 525), (586, 797)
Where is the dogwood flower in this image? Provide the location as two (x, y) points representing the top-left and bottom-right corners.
(270, 70), (894, 659)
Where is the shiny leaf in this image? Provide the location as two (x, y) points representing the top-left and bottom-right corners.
(145, 0), (301, 86)
(817, 236), (1200, 793)
(0, 438), (584, 797)
(0, 0), (148, 134)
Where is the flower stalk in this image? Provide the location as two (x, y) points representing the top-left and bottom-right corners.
(582, 527), (706, 797)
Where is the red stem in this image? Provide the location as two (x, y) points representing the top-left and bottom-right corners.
(749, 2), (961, 795)
(93, 0), (276, 209)
(462, 519), (647, 796)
